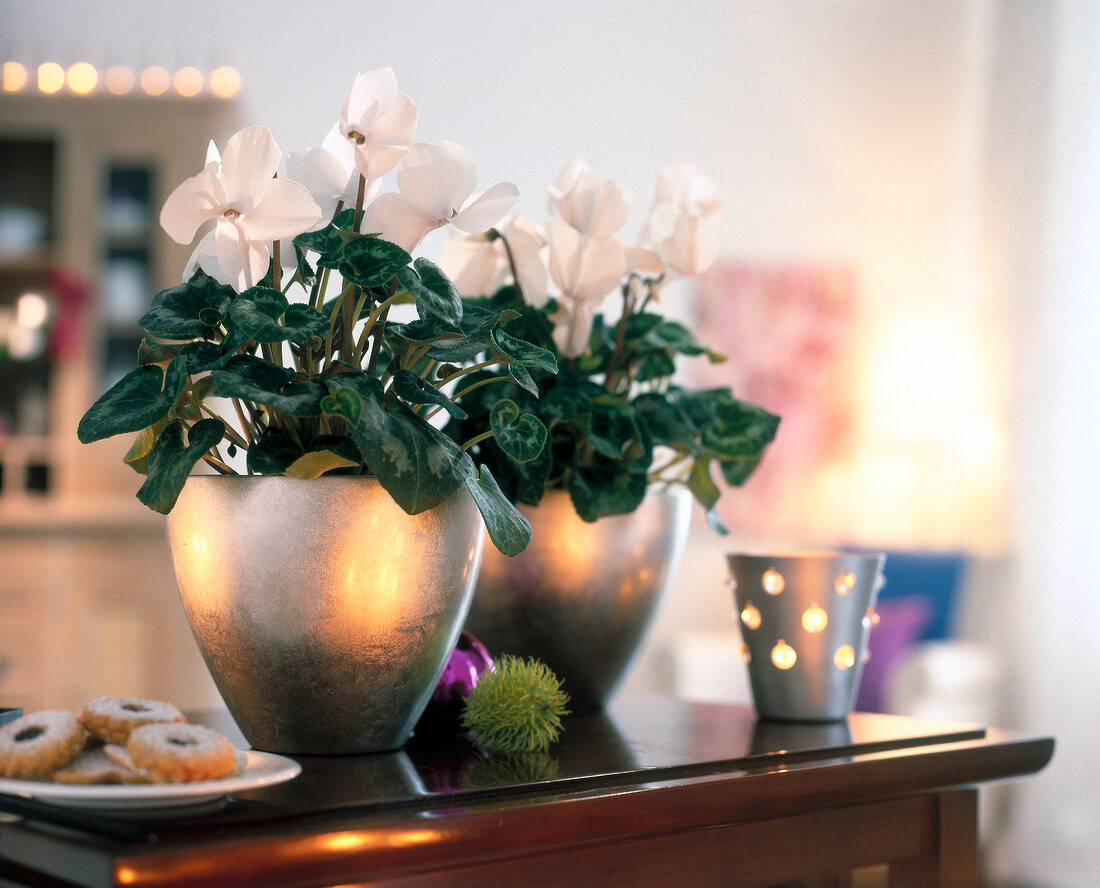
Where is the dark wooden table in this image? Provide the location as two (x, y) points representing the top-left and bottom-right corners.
(0, 695), (1053, 888)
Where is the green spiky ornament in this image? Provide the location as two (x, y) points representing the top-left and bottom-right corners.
(461, 655), (570, 756)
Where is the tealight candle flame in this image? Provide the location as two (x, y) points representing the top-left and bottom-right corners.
(740, 601), (762, 631)
(771, 640), (797, 670)
(802, 604), (828, 633)
(834, 644), (856, 670)
(835, 572), (856, 595)
(762, 569), (785, 595)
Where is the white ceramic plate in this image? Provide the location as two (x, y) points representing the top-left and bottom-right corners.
(0, 750), (300, 810)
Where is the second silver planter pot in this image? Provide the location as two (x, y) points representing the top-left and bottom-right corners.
(466, 488), (691, 712)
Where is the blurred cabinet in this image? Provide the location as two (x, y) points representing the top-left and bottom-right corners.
(0, 522), (221, 712)
(0, 93), (235, 709)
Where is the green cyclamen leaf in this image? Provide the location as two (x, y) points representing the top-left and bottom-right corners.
(228, 286), (287, 339)
(687, 455), (721, 511)
(631, 392), (700, 454)
(719, 453), (769, 487)
(489, 400), (547, 464)
(334, 378), (467, 514)
(211, 356), (325, 417)
(136, 419), (226, 514)
(293, 223), (342, 255)
(392, 369), (467, 419)
(507, 362), (539, 397)
(461, 458), (533, 557)
(325, 236), (411, 289)
(229, 286), (329, 343)
(491, 328), (558, 373)
(246, 431), (303, 475)
(538, 382), (592, 424)
(397, 258), (463, 327)
(633, 350), (677, 383)
(646, 319), (708, 356)
(699, 400), (781, 460)
(622, 312), (665, 341)
(138, 271), (235, 339)
(320, 387), (363, 425)
(77, 364), (185, 443)
(566, 462), (648, 522)
(585, 401), (642, 460)
(137, 339), (181, 365)
(402, 304), (514, 363)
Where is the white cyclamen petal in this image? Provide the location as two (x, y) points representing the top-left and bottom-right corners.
(218, 126), (283, 210)
(285, 146), (350, 224)
(343, 67), (399, 131)
(437, 234), (504, 297)
(215, 220), (270, 292)
(239, 178), (322, 241)
(395, 143), (470, 221)
(551, 297), (597, 359)
(160, 170), (224, 244)
(356, 91), (419, 180)
(360, 191), (439, 253)
(450, 182), (520, 234)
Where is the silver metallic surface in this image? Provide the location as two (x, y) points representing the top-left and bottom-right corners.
(727, 550), (885, 721)
(167, 476), (485, 754)
(467, 488), (691, 712)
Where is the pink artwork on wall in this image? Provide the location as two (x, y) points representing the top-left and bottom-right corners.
(695, 261), (861, 535)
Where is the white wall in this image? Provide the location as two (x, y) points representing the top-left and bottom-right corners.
(2, 0), (978, 270)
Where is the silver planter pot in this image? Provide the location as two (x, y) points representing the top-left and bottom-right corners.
(727, 550), (885, 722)
(166, 476), (485, 754)
(466, 488), (691, 712)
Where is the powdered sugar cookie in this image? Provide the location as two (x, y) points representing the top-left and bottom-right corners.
(81, 697), (186, 744)
(126, 723), (238, 782)
(0, 710), (87, 779)
(51, 747), (157, 784)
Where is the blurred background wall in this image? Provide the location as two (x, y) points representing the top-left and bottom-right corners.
(1, 1), (1096, 884)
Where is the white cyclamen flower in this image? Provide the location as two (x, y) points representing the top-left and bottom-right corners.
(438, 214), (549, 306)
(650, 163), (724, 221)
(160, 125), (322, 291)
(360, 141), (519, 253)
(641, 163), (725, 277)
(546, 158), (631, 238)
(545, 219), (626, 357)
(338, 67), (420, 182)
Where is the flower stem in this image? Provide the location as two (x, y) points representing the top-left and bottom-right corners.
(201, 452), (236, 474)
(196, 404), (250, 451)
(423, 374), (510, 422)
(272, 238), (281, 291)
(603, 277), (638, 393)
(326, 280), (355, 367)
(366, 277), (398, 376)
(354, 290), (399, 365)
(231, 398), (257, 446)
(494, 228), (525, 306)
(449, 373), (511, 401)
(403, 343), (433, 371)
(460, 430), (495, 452)
(342, 176), (368, 361)
(648, 450), (691, 481)
(310, 263), (330, 313)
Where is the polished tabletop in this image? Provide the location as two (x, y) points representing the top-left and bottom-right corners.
(0, 695), (1055, 887)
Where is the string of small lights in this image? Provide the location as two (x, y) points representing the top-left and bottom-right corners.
(1, 60), (241, 98)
